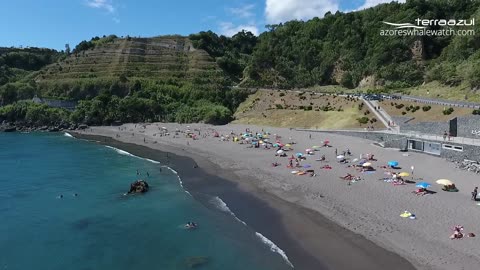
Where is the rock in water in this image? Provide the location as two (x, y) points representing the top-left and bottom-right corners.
(127, 180), (149, 194)
(183, 256), (209, 268)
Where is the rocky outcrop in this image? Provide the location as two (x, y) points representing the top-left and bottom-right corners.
(411, 39), (425, 63)
(0, 121), (83, 133)
(127, 180), (149, 194)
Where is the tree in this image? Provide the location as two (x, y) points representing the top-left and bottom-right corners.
(65, 44), (71, 55)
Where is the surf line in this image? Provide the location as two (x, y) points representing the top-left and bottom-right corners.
(210, 196), (294, 268)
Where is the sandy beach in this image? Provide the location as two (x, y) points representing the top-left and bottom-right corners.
(74, 123), (480, 270)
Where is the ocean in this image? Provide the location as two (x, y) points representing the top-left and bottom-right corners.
(0, 132), (292, 270)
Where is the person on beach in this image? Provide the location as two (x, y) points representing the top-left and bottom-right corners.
(136, 169), (139, 176)
(472, 187), (478, 201)
(411, 165), (415, 176)
(309, 134), (312, 139)
(443, 131), (447, 141)
(335, 148), (338, 156)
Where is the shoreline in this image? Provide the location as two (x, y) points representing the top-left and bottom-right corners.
(71, 131), (415, 270)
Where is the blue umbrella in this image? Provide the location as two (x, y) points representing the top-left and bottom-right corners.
(388, 161), (399, 167)
(416, 182), (431, 189)
(303, 164), (311, 168)
(296, 153), (303, 157)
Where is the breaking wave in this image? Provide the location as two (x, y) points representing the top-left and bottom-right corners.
(255, 232), (294, 268)
(209, 196), (247, 226)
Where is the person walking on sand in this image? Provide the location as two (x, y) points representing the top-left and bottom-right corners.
(335, 148), (338, 156)
(309, 134), (312, 139)
(472, 187), (478, 201)
(411, 165), (415, 176)
(443, 131), (447, 141)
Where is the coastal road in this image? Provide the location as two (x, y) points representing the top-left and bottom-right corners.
(398, 95), (480, 109)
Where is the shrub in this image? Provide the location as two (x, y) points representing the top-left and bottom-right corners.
(443, 107), (454, 115)
(406, 106), (411, 111)
(422, 105), (431, 112)
(279, 92), (285, 97)
(395, 104), (405, 109)
(473, 109), (480, 115)
(357, 116), (369, 124)
(275, 104), (283, 109)
(402, 111), (407, 115)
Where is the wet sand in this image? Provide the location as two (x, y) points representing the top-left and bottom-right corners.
(72, 130), (416, 270)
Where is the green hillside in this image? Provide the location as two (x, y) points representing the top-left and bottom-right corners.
(35, 35), (226, 100)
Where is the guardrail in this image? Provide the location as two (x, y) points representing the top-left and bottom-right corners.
(399, 95), (480, 109)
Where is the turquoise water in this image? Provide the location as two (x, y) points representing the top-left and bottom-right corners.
(0, 133), (291, 270)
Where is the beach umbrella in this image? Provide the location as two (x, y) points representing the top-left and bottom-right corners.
(388, 161), (399, 167)
(306, 148), (313, 152)
(278, 143), (284, 147)
(296, 153), (303, 157)
(273, 143), (279, 147)
(416, 182), (431, 189)
(352, 158), (359, 162)
(362, 162), (372, 167)
(336, 155), (345, 159)
(277, 150), (284, 155)
(285, 144), (292, 147)
(303, 164), (311, 168)
(259, 140), (264, 144)
(312, 145), (321, 149)
(436, 179), (453, 186)
(324, 140), (330, 144)
(398, 172), (410, 177)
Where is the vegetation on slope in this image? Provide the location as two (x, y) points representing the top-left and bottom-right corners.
(190, 0), (480, 94)
(0, 47), (63, 104)
(233, 90), (382, 129)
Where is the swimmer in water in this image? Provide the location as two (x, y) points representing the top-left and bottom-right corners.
(58, 195), (63, 199)
(74, 193), (78, 197)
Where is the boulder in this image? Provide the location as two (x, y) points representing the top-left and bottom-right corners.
(183, 256), (209, 269)
(127, 180), (149, 194)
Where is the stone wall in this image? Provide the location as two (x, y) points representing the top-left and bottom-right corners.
(301, 129), (480, 162)
(395, 115), (480, 139)
(457, 116), (480, 138)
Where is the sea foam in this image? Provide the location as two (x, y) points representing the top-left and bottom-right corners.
(210, 196), (247, 226)
(255, 232), (294, 268)
(105, 146), (160, 164)
(63, 132), (73, 138)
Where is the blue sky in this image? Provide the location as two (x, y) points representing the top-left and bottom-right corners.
(1, 0), (403, 50)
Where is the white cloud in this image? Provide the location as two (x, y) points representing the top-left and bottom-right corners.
(265, 0), (339, 24)
(228, 4), (256, 19)
(86, 0), (115, 13)
(357, 0), (406, 10)
(220, 22), (259, 36)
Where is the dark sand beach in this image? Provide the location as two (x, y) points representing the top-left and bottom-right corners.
(72, 132), (415, 270)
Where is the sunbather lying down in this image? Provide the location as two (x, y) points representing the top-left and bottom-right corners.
(442, 184), (459, 192)
(412, 188), (427, 196)
(340, 174), (360, 181)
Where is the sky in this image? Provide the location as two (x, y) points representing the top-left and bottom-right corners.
(0, 0), (405, 50)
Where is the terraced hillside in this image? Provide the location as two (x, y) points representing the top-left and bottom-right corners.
(35, 36), (226, 99)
